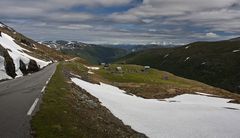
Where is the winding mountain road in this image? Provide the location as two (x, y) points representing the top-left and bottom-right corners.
(0, 63), (57, 138)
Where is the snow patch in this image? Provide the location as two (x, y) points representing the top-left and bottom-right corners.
(87, 70), (94, 74)
(0, 23), (5, 28)
(38, 41), (43, 44)
(164, 54), (169, 58)
(0, 56), (12, 80)
(72, 78), (240, 138)
(195, 92), (214, 96)
(70, 72), (81, 78)
(184, 57), (190, 62)
(84, 65), (100, 70)
(232, 50), (240, 53)
(65, 57), (78, 62)
(185, 46), (190, 49)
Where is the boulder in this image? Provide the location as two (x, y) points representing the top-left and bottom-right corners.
(28, 59), (40, 73)
(2, 49), (16, 78)
(19, 60), (27, 75)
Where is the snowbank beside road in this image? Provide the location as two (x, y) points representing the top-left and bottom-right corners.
(0, 56), (12, 80)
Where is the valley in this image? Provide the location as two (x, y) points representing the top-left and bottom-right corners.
(42, 40), (128, 64)
(0, 22), (240, 138)
(118, 39), (240, 94)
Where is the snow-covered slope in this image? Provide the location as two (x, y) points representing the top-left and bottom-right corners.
(0, 23), (4, 28)
(0, 29), (53, 80)
(0, 21), (70, 81)
(0, 32), (51, 78)
(72, 77), (240, 138)
(41, 40), (91, 50)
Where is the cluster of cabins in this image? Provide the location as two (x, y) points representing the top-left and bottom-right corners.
(100, 62), (151, 72)
(100, 62), (169, 80)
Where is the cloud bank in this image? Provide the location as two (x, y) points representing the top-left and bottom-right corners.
(0, 0), (239, 44)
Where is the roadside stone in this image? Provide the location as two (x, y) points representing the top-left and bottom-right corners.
(79, 94), (88, 100)
(86, 99), (98, 108)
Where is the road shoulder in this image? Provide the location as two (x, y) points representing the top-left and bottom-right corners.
(31, 62), (146, 138)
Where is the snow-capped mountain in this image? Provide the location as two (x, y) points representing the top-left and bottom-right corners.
(40, 40), (91, 50)
(41, 40), (128, 64)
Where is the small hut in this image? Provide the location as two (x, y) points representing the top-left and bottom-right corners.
(100, 62), (106, 66)
(144, 66), (150, 70)
(116, 66), (122, 72)
(104, 63), (110, 68)
(162, 74), (169, 80)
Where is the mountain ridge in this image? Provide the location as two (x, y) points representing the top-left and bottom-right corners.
(117, 37), (240, 94)
(42, 40), (128, 64)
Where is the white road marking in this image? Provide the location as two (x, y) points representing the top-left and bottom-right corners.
(27, 98), (39, 116)
(27, 70), (54, 116)
(42, 75), (54, 93)
(41, 86), (46, 93)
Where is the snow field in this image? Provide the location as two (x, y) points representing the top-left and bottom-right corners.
(72, 77), (240, 138)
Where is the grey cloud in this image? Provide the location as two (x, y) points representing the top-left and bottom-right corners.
(0, 0), (239, 44)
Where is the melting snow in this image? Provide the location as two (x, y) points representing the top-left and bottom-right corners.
(84, 65), (100, 70)
(232, 50), (240, 53)
(164, 54), (169, 58)
(185, 46), (190, 49)
(70, 72), (81, 78)
(195, 92), (214, 96)
(65, 57), (78, 62)
(88, 70), (94, 74)
(184, 57), (190, 62)
(0, 23), (5, 28)
(72, 78), (240, 138)
(0, 71), (11, 80)
(0, 56), (12, 80)
(0, 32), (51, 78)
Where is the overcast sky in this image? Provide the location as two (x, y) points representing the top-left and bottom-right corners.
(0, 0), (239, 44)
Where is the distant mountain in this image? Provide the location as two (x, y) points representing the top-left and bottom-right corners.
(117, 38), (240, 94)
(101, 44), (179, 53)
(42, 40), (128, 64)
(0, 22), (66, 80)
(40, 40), (90, 50)
(41, 41), (180, 64)
(229, 37), (240, 42)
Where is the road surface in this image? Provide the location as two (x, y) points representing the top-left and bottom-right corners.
(0, 63), (57, 138)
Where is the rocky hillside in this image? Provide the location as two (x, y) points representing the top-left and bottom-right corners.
(117, 38), (240, 94)
(0, 22), (68, 80)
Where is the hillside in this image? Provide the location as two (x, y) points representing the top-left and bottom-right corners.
(101, 44), (179, 53)
(118, 39), (240, 94)
(32, 60), (240, 137)
(0, 22), (68, 80)
(42, 40), (127, 64)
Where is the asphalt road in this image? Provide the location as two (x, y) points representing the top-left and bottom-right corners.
(0, 63), (57, 138)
